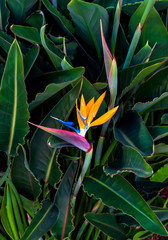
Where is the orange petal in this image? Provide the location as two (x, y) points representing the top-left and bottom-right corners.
(76, 99), (85, 130)
(87, 92), (106, 124)
(86, 97), (94, 117)
(80, 94), (87, 118)
(90, 106), (119, 127)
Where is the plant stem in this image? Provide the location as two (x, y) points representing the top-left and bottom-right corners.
(101, 140), (117, 165)
(72, 146), (93, 209)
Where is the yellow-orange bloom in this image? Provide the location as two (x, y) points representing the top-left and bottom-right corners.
(76, 92), (119, 136)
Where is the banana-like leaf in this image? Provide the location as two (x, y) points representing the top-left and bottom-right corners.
(26, 11), (46, 30)
(148, 126), (168, 141)
(52, 161), (78, 239)
(29, 67), (84, 111)
(0, 0), (9, 31)
(85, 213), (126, 240)
(0, 39), (29, 156)
(83, 166), (167, 236)
(104, 146), (153, 177)
(150, 163), (168, 183)
(11, 145), (41, 200)
(29, 80), (82, 180)
(133, 92), (168, 114)
(114, 111), (154, 157)
(68, 0), (109, 61)
(21, 200), (59, 240)
(6, 0), (38, 24)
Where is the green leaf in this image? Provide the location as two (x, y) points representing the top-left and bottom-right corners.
(29, 67), (84, 111)
(118, 58), (167, 96)
(29, 80), (82, 180)
(0, 39), (29, 156)
(133, 92), (168, 114)
(150, 163), (168, 183)
(83, 166), (167, 236)
(129, 1), (168, 60)
(26, 11), (46, 30)
(11, 25), (41, 44)
(68, 0), (109, 61)
(42, 0), (75, 34)
(24, 44), (40, 79)
(148, 126), (168, 141)
(135, 66), (168, 103)
(52, 161), (78, 239)
(0, 0), (9, 31)
(161, 113), (168, 125)
(131, 41), (152, 65)
(104, 146), (153, 178)
(1, 185), (15, 240)
(120, 58), (167, 98)
(154, 143), (168, 155)
(40, 25), (62, 70)
(6, 0), (38, 24)
(11, 145), (41, 200)
(21, 200), (59, 240)
(114, 111), (154, 157)
(85, 213), (126, 240)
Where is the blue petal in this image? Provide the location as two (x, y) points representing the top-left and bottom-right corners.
(51, 116), (79, 134)
(77, 108), (88, 125)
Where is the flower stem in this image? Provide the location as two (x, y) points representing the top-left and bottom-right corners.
(72, 146), (93, 209)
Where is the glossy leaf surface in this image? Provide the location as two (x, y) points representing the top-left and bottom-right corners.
(83, 166), (167, 236)
(11, 145), (41, 200)
(52, 161), (78, 239)
(0, 39), (29, 156)
(21, 200), (59, 240)
(104, 146), (153, 177)
(114, 111), (154, 157)
(0, 0), (9, 31)
(85, 213), (126, 240)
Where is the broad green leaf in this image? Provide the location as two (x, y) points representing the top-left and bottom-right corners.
(133, 92), (168, 114)
(26, 11), (46, 30)
(120, 58), (167, 98)
(6, 0), (38, 24)
(29, 67), (84, 111)
(11, 145), (41, 200)
(40, 25), (62, 70)
(0, 39), (29, 156)
(0, 0), (9, 31)
(131, 42), (152, 65)
(154, 143), (168, 154)
(114, 111), (154, 157)
(11, 25), (41, 44)
(104, 146), (153, 177)
(148, 126), (168, 141)
(21, 200), (59, 240)
(83, 166), (167, 236)
(24, 44), (40, 79)
(85, 213), (126, 240)
(1, 185), (15, 240)
(150, 163), (168, 183)
(161, 113), (168, 124)
(135, 66), (168, 103)
(57, 0), (71, 16)
(52, 161), (78, 239)
(129, 1), (168, 59)
(29, 80), (82, 180)
(118, 57), (167, 96)
(42, 0), (75, 34)
(68, 0), (109, 61)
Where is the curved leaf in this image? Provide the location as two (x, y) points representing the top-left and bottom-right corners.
(148, 126), (168, 141)
(83, 166), (167, 236)
(104, 146), (153, 178)
(114, 111), (154, 157)
(21, 200), (59, 240)
(150, 163), (168, 183)
(68, 0), (109, 61)
(0, 39), (29, 156)
(29, 67), (84, 111)
(6, 0), (38, 24)
(52, 161), (78, 239)
(0, 0), (9, 31)
(11, 145), (41, 200)
(26, 10), (46, 30)
(85, 213), (126, 240)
